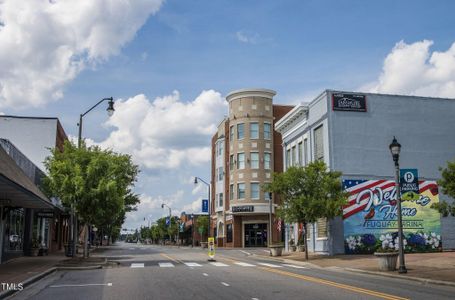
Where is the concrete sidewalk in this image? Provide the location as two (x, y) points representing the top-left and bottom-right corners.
(256, 250), (455, 285)
(0, 248), (107, 297)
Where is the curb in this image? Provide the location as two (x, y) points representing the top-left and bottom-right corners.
(0, 267), (56, 299)
(340, 267), (455, 287)
(55, 265), (103, 271)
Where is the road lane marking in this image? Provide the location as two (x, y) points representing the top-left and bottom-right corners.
(203, 273), (209, 276)
(129, 248), (135, 250)
(130, 263), (144, 268)
(235, 262), (256, 267)
(50, 283), (113, 288)
(257, 263), (282, 268)
(282, 264), (307, 269)
(160, 253), (182, 263)
(252, 298), (259, 300)
(184, 262), (202, 267)
(258, 267), (409, 300)
(221, 282), (230, 287)
(240, 250), (251, 255)
(159, 262), (175, 268)
(210, 262), (229, 267)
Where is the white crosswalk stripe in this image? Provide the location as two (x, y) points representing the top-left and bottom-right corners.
(282, 264), (307, 269)
(209, 262), (229, 267)
(234, 262), (256, 267)
(184, 262), (202, 267)
(257, 263), (282, 268)
(130, 263), (144, 268)
(159, 262), (175, 268)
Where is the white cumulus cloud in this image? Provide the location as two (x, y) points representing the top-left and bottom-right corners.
(364, 40), (455, 98)
(99, 89), (227, 170)
(0, 0), (163, 109)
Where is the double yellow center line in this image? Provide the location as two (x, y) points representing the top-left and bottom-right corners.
(258, 267), (409, 300)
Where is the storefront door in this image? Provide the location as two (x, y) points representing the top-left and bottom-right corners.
(244, 223), (267, 247)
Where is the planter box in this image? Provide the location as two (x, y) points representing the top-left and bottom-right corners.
(374, 252), (398, 271)
(269, 246), (283, 257)
(30, 248), (40, 256)
(200, 242), (208, 249)
(290, 245), (296, 252)
(297, 245), (305, 252)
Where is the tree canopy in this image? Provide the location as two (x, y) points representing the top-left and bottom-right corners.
(43, 140), (140, 243)
(265, 160), (348, 258)
(432, 159), (455, 217)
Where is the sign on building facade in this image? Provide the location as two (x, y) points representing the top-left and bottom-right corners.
(332, 93), (367, 112)
(342, 179), (441, 254)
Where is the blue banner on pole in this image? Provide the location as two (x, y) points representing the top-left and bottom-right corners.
(202, 199), (208, 213)
(165, 217), (170, 226)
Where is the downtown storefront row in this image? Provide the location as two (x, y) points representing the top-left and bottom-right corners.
(0, 140), (69, 263)
(276, 90), (455, 254)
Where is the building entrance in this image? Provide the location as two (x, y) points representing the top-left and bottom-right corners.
(244, 223), (267, 247)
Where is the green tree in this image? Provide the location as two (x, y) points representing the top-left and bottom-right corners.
(197, 216), (209, 241)
(431, 159), (455, 217)
(43, 140), (139, 257)
(265, 161), (348, 260)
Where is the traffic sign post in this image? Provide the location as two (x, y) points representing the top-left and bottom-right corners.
(202, 199), (208, 213)
(400, 169), (419, 201)
(208, 237), (216, 261)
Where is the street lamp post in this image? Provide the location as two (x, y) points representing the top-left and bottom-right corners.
(268, 192), (273, 247)
(194, 177), (210, 242)
(71, 97), (115, 258)
(161, 203), (175, 244)
(389, 136), (407, 274)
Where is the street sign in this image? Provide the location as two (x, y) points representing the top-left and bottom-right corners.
(202, 199), (208, 213)
(165, 217), (170, 226)
(179, 223), (184, 233)
(208, 237), (215, 260)
(400, 168), (420, 201)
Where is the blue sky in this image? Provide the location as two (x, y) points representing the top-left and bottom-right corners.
(1, 0), (455, 230)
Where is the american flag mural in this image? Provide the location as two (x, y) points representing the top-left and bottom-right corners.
(342, 179), (442, 254)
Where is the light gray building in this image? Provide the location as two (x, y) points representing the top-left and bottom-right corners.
(275, 90), (455, 255)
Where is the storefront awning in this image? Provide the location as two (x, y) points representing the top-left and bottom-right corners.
(0, 148), (54, 209)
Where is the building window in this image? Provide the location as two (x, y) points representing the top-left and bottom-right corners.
(251, 183), (259, 199)
(229, 184), (234, 200)
(237, 123), (244, 140)
(286, 149), (291, 168)
(227, 224), (233, 243)
(219, 193), (224, 207)
(264, 123), (271, 140)
(317, 218), (327, 238)
(230, 126), (234, 143)
(264, 152), (271, 169)
(218, 167), (223, 181)
(303, 138), (308, 166)
(250, 152), (259, 169)
(291, 146), (296, 166)
(298, 142), (303, 166)
(314, 125), (324, 161)
(237, 183), (245, 199)
(250, 122), (259, 139)
(5, 208), (25, 251)
(230, 155), (234, 171)
(237, 153), (245, 169)
(218, 142), (223, 156)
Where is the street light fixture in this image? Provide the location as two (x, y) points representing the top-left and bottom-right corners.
(69, 97), (115, 258)
(194, 176), (210, 242)
(161, 203), (175, 244)
(389, 136), (407, 274)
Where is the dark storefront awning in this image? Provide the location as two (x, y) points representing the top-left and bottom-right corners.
(0, 147), (53, 209)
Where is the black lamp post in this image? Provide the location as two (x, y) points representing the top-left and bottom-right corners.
(194, 177), (210, 242)
(69, 97), (115, 257)
(161, 203), (172, 243)
(268, 192), (273, 247)
(389, 136), (407, 274)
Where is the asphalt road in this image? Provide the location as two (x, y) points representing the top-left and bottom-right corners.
(8, 242), (455, 300)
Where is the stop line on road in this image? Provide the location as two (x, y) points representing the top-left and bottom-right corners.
(129, 262), (307, 269)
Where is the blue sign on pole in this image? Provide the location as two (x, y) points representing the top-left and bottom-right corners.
(400, 168), (419, 201)
(202, 199), (208, 213)
(165, 217), (170, 226)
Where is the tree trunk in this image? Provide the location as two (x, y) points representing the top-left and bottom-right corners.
(304, 222), (309, 260)
(83, 224), (89, 258)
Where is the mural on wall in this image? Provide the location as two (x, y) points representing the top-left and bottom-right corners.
(343, 179), (441, 254)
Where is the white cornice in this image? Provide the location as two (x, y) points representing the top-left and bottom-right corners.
(226, 88), (276, 102)
(275, 104), (308, 133)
